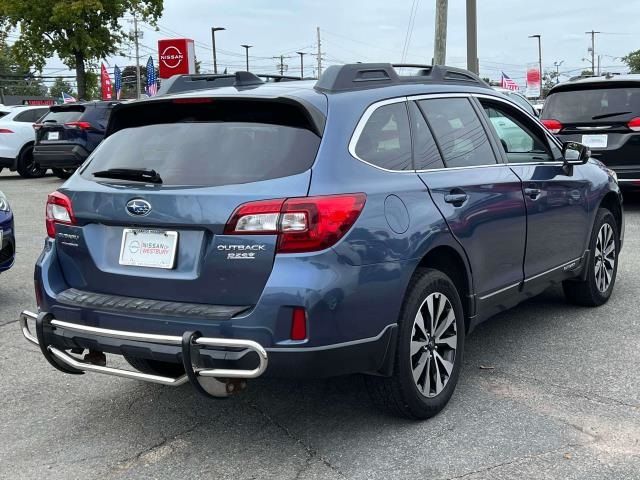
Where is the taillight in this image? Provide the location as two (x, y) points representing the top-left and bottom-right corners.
(64, 121), (92, 130)
(224, 193), (367, 253)
(628, 117), (640, 132)
(0, 128), (14, 134)
(542, 119), (563, 134)
(46, 191), (76, 238)
(33, 123), (42, 131)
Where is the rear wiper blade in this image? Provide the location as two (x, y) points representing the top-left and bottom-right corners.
(591, 111), (632, 120)
(93, 168), (162, 184)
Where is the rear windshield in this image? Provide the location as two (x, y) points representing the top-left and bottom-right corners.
(41, 108), (85, 124)
(543, 87), (640, 122)
(81, 121), (320, 186)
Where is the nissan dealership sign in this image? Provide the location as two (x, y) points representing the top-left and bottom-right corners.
(158, 38), (196, 78)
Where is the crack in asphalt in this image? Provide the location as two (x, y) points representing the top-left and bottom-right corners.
(442, 443), (587, 480)
(243, 398), (347, 479)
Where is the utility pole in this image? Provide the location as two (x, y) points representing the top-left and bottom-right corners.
(211, 27), (226, 74)
(133, 13), (141, 99)
(597, 54), (601, 76)
(316, 27), (323, 77)
(465, 0), (478, 73)
(434, 0), (448, 65)
(296, 51), (307, 78)
(529, 34), (542, 99)
(241, 45), (252, 71)
(586, 30), (600, 76)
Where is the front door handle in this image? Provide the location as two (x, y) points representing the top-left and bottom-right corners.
(524, 187), (541, 199)
(444, 192), (468, 207)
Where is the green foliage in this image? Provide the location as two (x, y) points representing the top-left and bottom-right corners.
(0, 39), (47, 97)
(49, 77), (76, 99)
(622, 50), (640, 73)
(542, 69), (559, 97)
(0, 0), (164, 98)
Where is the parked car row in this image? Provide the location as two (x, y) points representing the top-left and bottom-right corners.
(0, 101), (120, 179)
(13, 64), (624, 420)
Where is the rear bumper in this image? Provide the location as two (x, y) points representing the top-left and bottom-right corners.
(0, 156), (16, 170)
(33, 144), (89, 168)
(20, 309), (397, 382)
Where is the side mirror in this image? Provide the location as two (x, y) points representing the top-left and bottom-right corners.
(562, 141), (590, 165)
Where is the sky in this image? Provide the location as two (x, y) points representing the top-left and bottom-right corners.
(39, 0), (639, 90)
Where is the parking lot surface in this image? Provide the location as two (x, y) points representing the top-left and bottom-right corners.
(0, 170), (638, 480)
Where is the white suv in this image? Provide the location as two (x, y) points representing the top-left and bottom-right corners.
(0, 105), (50, 178)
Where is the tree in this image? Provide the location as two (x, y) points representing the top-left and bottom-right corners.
(542, 69), (559, 97)
(622, 50), (640, 73)
(49, 77), (76, 99)
(0, 40), (47, 97)
(0, 0), (163, 99)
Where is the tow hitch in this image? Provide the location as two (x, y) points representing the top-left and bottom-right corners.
(19, 310), (268, 398)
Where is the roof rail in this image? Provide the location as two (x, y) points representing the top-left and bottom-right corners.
(314, 63), (489, 92)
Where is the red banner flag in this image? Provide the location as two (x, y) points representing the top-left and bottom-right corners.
(101, 63), (113, 100)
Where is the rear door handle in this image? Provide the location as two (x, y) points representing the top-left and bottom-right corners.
(444, 192), (468, 206)
(524, 187), (541, 199)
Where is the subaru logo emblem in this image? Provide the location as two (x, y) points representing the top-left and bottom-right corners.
(126, 199), (152, 216)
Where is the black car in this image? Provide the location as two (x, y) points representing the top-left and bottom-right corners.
(33, 101), (120, 179)
(542, 74), (640, 187)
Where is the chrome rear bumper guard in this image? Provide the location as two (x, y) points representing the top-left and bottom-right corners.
(19, 310), (268, 398)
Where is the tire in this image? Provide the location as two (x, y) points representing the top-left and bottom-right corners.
(16, 145), (47, 178)
(52, 167), (76, 179)
(365, 268), (465, 419)
(563, 208), (619, 307)
(122, 353), (185, 377)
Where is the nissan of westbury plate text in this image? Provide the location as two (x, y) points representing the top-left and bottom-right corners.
(19, 64), (624, 419)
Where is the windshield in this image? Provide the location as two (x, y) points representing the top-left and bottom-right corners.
(81, 122), (320, 187)
(543, 87), (640, 122)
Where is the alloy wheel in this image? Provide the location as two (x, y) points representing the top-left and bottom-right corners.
(594, 223), (616, 293)
(410, 292), (457, 398)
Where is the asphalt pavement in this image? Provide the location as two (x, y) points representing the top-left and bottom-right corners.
(0, 170), (638, 480)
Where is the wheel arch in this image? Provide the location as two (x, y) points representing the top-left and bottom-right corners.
(413, 244), (474, 333)
(599, 191), (623, 239)
(15, 140), (34, 168)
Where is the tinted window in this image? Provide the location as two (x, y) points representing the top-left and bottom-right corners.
(41, 108), (85, 124)
(543, 87), (640, 122)
(409, 102), (444, 170)
(82, 122), (321, 187)
(419, 98), (496, 168)
(505, 92), (536, 116)
(355, 102), (412, 170)
(481, 102), (552, 163)
(14, 109), (43, 122)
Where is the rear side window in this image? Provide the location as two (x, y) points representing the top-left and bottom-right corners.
(419, 98), (496, 168)
(14, 109), (46, 122)
(543, 87), (640, 122)
(82, 101), (321, 187)
(41, 108), (85, 124)
(354, 102), (412, 170)
(409, 102), (444, 170)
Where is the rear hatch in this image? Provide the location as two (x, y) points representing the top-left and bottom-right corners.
(542, 84), (640, 170)
(54, 97), (325, 306)
(35, 105), (88, 146)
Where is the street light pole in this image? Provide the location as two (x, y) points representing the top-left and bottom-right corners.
(296, 51), (306, 78)
(466, 0), (478, 73)
(241, 45), (252, 71)
(585, 30), (600, 76)
(553, 60), (564, 84)
(529, 34), (542, 99)
(211, 27), (226, 74)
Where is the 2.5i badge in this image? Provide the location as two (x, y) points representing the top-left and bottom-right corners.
(217, 243), (266, 260)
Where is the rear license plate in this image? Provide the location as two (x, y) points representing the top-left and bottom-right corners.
(47, 131), (59, 140)
(581, 134), (608, 149)
(119, 229), (178, 269)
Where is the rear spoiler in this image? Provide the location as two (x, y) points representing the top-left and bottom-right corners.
(106, 96), (326, 138)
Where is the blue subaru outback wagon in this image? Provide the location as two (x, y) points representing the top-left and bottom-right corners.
(20, 64), (624, 419)
(0, 190), (14, 273)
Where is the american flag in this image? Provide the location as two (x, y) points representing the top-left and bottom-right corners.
(501, 72), (519, 91)
(61, 92), (76, 103)
(146, 56), (158, 96)
(114, 65), (122, 100)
